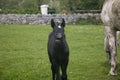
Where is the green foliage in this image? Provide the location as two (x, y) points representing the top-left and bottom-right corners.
(0, 9), (38, 14)
(76, 17), (102, 25)
(68, 0), (104, 10)
(0, 24), (120, 80)
(0, 0), (38, 14)
(0, 0), (104, 14)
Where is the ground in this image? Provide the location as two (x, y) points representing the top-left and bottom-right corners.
(0, 24), (120, 80)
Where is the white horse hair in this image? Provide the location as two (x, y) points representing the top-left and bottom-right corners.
(101, 0), (120, 75)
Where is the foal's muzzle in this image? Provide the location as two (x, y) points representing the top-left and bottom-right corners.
(56, 33), (63, 39)
(55, 33), (64, 42)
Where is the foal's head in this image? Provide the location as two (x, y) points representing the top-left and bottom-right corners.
(51, 18), (65, 42)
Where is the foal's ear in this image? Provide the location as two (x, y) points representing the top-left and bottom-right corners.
(51, 19), (55, 28)
(61, 18), (65, 27)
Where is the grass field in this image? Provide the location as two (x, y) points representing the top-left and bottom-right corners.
(0, 24), (120, 80)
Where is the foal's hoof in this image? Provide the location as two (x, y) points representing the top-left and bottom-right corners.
(108, 71), (117, 76)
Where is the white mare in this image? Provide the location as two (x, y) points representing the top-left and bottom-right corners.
(101, 0), (120, 75)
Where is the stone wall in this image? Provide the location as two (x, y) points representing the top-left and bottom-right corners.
(0, 14), (101, 24)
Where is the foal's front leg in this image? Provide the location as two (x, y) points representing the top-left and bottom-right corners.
(51, 65), (55, 80)
(56, 65), (61, 80)
(61, 60), (68, 80)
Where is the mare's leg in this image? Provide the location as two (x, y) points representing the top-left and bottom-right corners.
(116, 31), (119, 46)
(109, 30), (117, 75)
(61, 60), (68, 80)
(104, 34), (111, 64)
(105, 27), (117, 75)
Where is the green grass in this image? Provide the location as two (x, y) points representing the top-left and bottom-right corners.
(0, 24), (120, 80)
